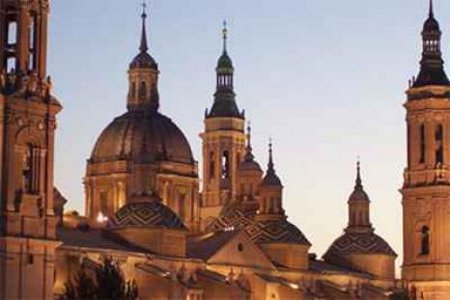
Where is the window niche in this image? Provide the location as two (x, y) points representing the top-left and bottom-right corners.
(435, 124), (443, 165)
(419, 124), (425, 164)
(221, 150), (230, 180)
(7, 21), (18, 45)
(22, 145), (34, 194)
(420, 226), (430, 256)
(28, 13), (37, 71)
(209, 151), (215, 180)
(139, 81), (147, 99)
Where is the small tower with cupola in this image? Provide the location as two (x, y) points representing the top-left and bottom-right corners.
(200, 22), (246, 229)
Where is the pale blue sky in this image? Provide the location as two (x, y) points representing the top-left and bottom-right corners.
(49, 0), (450, 272)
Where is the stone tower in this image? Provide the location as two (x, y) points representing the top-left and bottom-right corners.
(200, 23), (246, 229)
(0, 0), (62, 298)
(402, 1), (450, 297)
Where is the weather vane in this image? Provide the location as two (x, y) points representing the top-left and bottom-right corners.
(222, 20), (228, 52)
(142, 0), (147, 17)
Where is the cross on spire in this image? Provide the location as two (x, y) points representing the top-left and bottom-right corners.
(268, 138), (274, 172)
(246, 121), (252, 149)
(142, 0), (147, 18)
(429, 0), (434, 18)
(222, 20), (228, 53)
(355, 158), (363, 189)
(139, 1), (149, 53)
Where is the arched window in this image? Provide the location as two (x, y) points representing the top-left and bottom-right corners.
(178, 193), (186, 221)
(28, 13), (37, 71)
(419, 124), (425, 164)
(131, 82), (136, 98)
(435, 124), (443, 164)
(7, 21), (17, 45)
(421, 226), (430, 255)
(6, 57), (16, 73)
(100, 191), (108, 214)
(22, 145), (33, 193)
(236, 153), (241, 168)
(407, 124), (411, 167)
(209, 152), (215, 180)
(221, 151), (230, 179)
(139, 81), (147, 99)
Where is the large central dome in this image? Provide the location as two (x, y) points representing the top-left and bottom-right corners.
(90, 110), (193, 164)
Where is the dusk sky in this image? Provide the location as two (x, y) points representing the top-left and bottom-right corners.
(48, 0), (450, 273)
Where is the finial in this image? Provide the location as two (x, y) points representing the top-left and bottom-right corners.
(222, 20), (228, 53)
(355, 157), (362, 189)
(139, 1), (149, 53)
(429, 0), (434, 18)
(268, 138), (274, 171)
(244, 121), (255, 161)
(246, 121), (252, 149)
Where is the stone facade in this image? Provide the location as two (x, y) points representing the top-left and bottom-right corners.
(4, 1), (450, 299)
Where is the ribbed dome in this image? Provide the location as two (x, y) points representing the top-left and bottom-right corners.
(130, 52), (158, 70)
(239, 151), (262, 173)
(244, 219), (310, 245)
(261, 172), (282, 187)
(113, 199), (186, 230)
(423, 16), (440, 32)
(349, 188), (369, 203)
(217, 52), (233, 69)
(324, 232), (396, 257)
(239, 160), (262, 172)
(260, 143), (282, 187)
(90, 110), (194, 164)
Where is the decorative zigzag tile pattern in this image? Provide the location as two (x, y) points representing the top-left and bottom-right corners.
(113, 202), (186, 229)
(325, 233), (396, 256)
(206, 202), (258, 232)
(244, 219), (310, 245)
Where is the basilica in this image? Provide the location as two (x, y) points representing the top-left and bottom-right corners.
(1, 0), (450, 299)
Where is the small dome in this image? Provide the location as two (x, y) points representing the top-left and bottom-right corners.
(244, 219), (310, 245)
(239, 155), (262, 173)
(324, 232), (396, 258)
(348, 188), (369, 203)
(260, 142), (282, 187)
(130, 52), (158, 70)
(113, 200), (186, 230)
(208, 94), (242, 119)
(239, 160), (262, 173)
(217, 52), (233, 69)
(423, 16), (440, 32)
(349, 161), (369, 202)
(90, 110), (194, 164)
(261, 172), (282, 187)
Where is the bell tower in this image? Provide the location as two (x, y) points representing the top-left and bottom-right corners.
(200, 22), (246, 229)
(402, 1), (450, 297)
(0, 0), (61, 299)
